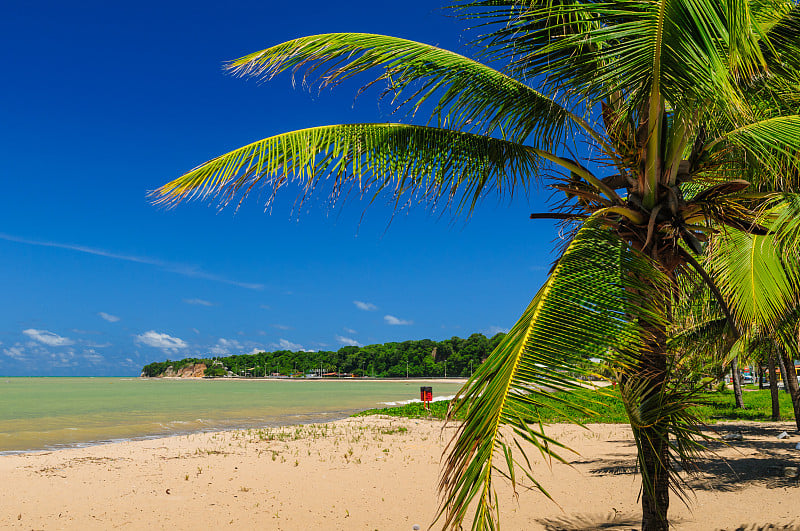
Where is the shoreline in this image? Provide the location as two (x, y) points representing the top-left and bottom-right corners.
(151, 376), (469, 384)
(1, 378), (465, 455)
(2, 417), (798, 529)
(0, 408), (362, 457)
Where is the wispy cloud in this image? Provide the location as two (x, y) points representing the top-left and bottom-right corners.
(135, 331), (187, 351)
(485, 325), (509, 336)
(85, 341), (112, 348)
(270, 324), (291, 330)
(0, 232), (263, 290)
(82, 349), (104, 364)
(272, 338), (313, 352)
(343, 327), (357, 334)
(384, 315), (412, 326)
(98, 312), (120, 323)
(3, 345), (27, 361)
(354, 300), (378, 311)
(23, 329), (74, 346)
(209, 338), (243, 356)
(183, 298), (214, 306)
(1, 342), (91, 369)
(335, 335), (361, 347)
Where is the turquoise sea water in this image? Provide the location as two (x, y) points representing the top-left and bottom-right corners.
(0, 378), (463, 454)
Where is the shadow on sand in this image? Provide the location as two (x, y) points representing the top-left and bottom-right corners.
(536, 513), (799, 531)
(536, 511), (641, 530)
(576, 423), (800, 492)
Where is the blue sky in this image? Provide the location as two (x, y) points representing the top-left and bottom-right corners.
(0, 1), (563, 376)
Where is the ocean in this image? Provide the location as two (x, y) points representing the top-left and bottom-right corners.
(0, 377), (463, 454)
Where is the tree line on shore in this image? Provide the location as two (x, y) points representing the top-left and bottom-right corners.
(140, 332), (505, 378)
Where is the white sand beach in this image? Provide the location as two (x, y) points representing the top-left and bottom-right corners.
(1, 417), (798, 530)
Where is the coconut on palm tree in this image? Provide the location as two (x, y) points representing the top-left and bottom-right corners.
(154, 2), (800, 529)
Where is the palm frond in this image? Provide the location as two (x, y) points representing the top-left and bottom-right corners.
(711, 115), (800, 171)
(436, 218), (667, 530)
(153, 123), (547, 216)
(759, 2), (800, 75)
(227, 33), (583, 146)
(451, 0), (752, 116)
(618, 366), (711, 508)
(764, 193), (800, 256)
(709, 228), (798, 330)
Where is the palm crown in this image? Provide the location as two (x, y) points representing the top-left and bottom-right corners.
(155, 2), (800, 530)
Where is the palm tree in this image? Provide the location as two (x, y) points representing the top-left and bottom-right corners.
(153, 2), (800, 529)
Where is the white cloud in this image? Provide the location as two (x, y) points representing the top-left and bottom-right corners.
(384, 315), (412, 326)
(270, 324), (291, 330)
(85, 342), (112, 348)
(71, 329), (101, 335)
(184, 298), (214, 306)
(272, 338), (313, 352)
(335, 335), (361, 347)
(354, 300), (378, 311)
(23, 329), (74, 346)
(486, 325), (510, 336)
(209, 338), (244, 356)
(343, 328), (357, 334)
(98, 312), (120, 323)
(135, 331), (187, 351)
(3, 345), (27, 361)
(248, 347), (266, 354)
(48, 349), (77, 368)
(82, 349), (104, 364)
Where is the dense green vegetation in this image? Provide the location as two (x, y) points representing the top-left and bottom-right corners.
(358, 388), (799, 425)
(141, 332), (505, 378)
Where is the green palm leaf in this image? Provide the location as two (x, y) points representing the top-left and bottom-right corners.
(451, 0), (752, 115)
(759, 3), (800, 74)
(709, 228), (798, 330)
(768, 193), (800, 254)
(153, 124), (545, 214)
(712, 115), (800, 169)
(437, 218), (668, 530)
(227, 33), (583, 146)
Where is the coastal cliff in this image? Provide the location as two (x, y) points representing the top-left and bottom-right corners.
(141, 362), (207, 378)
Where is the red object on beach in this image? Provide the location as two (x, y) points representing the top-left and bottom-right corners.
(420, 386), (433, 403)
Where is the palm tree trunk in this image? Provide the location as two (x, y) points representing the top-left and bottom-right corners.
(731, 358), (745, 409)
(777, 354), (791, 394)
(758, 365), (764, 390)
(637, 323), (670, 531)
(779, 352), (800, 431)
(768, 354), (780, 421)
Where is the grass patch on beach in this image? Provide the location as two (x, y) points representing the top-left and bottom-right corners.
(354, 387), (799, 424)
(354, 388), (628, 423)
(354, 400), (453, 420)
